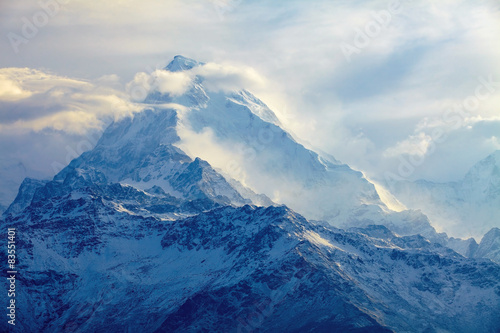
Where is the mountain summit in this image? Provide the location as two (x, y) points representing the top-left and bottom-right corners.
(139, 56), (458, 252)
(145, 56), (387, 223)
(389, 150), (500, 239)
(165, 55), (204, 72)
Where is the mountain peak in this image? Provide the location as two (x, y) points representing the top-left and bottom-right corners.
(472, 150), (500, 169)
(165, 55), (203, 72)
(483, 227), (500, 239)
(487, 150), (500, 164)
(463, 150), (500, 190)
(475, 227), (500, 264)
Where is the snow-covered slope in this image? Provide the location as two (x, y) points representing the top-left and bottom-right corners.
(143, 56), (480, 251)
(388, 150), (500, 239)
(4, 178), (49, 216)
(3, 196), (500, 332)
(137, 56), (389, 226)
(53, 106), (268, 210)
(5, 56), (477, 251)
(1, 55), (447, 243)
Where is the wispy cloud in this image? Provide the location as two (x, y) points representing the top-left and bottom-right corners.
(0, 68), (140, 134)
(0, 67), (141, 206)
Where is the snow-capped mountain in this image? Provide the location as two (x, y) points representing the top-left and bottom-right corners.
(138, 56), (478, 256)
(143, 55), (386, 225)
(54, 106), (273, 212)
(2, 56), (500, 332)
(387, 150), (500, 239)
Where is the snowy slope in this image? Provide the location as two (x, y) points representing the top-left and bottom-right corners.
(0, 156), (497, 330)
(3, 196), (500, 332)
(388, 150), (500, 239)
(140, 56), (387, 225)
(4, 178), (49, 216)
(140, 56), (478, 254)
(53, 107), (266, 210)
(5, 55), (477, 252)
(0, 55), (446, 242)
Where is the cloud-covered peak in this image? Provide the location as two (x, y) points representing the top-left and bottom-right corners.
(165, 55), (204, 72)
(128, 58), (267, 102)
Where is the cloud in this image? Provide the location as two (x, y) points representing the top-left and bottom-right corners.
(383, 132), (433, 158)
(127, 62), (267, 101)
(127, 70), (193, 101)
(0, 72), (32, 101)
(154, 70), (192, 96)
(0, 67), (141, 134)
(0, 67), (142, 206)
(175, 123), (247, 182)
(193, 63), (266, 92)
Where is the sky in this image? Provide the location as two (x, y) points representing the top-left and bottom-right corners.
(1, 0), (500, 207)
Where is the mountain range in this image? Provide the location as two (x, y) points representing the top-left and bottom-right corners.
(1, 56), (499, 332)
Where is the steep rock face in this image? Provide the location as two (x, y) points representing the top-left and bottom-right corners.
(52, 107), (263, 209)
(4, 178), (49, 216)
(388, 150), (500, 239)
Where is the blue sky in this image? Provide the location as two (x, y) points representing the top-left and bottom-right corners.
(1, 0), (500, 206)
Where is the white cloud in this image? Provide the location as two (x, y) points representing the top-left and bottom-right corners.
(154, 70), (192, 96)
(127, 62), (267, 102)
(384, 132), (433, 158)
(193, 63), (266, 92)
(126, 70), (193, 101)
(0, 67), (141, 134)
(0, 73), (32, 101)
(0, 67), (143, 206)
